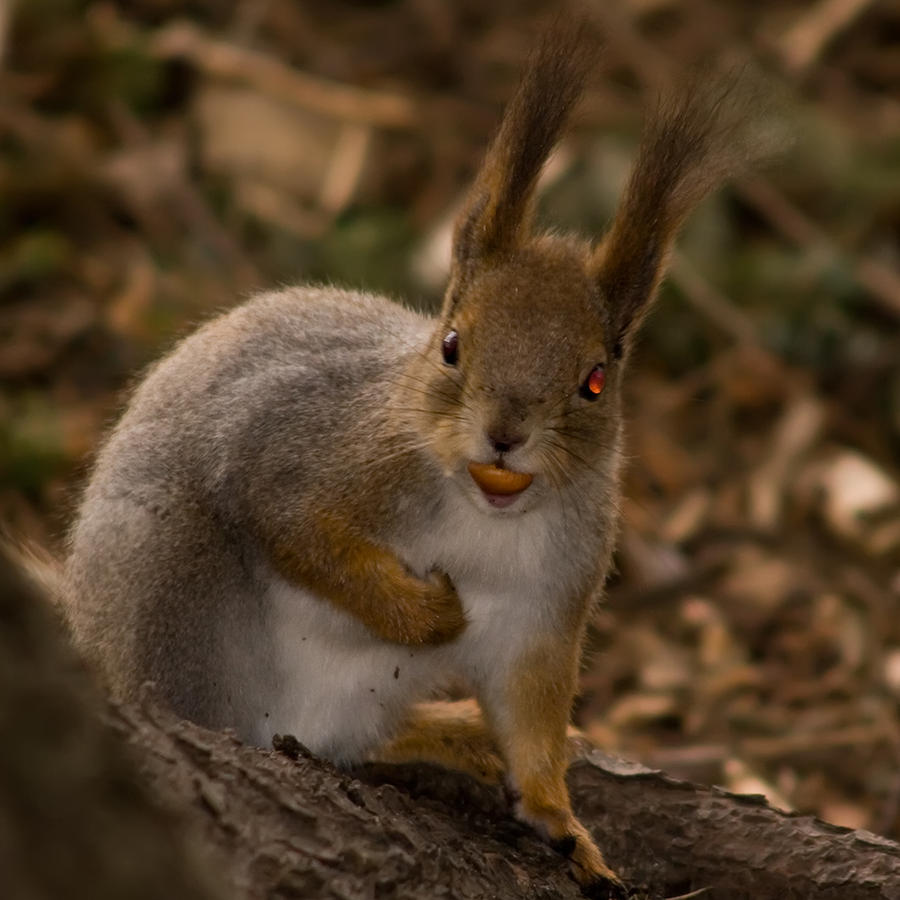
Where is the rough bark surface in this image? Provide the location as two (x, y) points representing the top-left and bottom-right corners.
(4, 546), (900, 900)
(0, 550), (222, 900)
(112, 699), (900, 900)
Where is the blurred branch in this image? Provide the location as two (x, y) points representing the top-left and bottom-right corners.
(669, 252), (761, 346)
(739, 176), (900, 319)
(318, 122), (371, 215)
(775, 0), (876, 75)
(231, 0), (273, 43)
(746, 394), (827, 530)
(102, 98), (260, 290)
(150, 20), (419, 129)
(645, 721), (897, 770)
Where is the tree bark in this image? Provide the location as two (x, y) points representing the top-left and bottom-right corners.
(110, 698), (900, 900)
(0, 549), (221, 900)
(4, 547), (900, 900)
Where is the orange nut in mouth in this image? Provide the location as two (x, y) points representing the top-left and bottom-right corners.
(467, 462), (534, 496)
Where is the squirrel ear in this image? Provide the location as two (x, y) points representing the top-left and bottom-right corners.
(446, 24), (595, 313)
(591, 70), (785, 357)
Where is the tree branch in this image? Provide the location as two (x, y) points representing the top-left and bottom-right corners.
(5, 545), (900, 900)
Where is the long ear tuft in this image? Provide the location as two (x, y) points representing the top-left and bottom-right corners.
(448, 22), (596, 300)
(593, 69), (786, 357)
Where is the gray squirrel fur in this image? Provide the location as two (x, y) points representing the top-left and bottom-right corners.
(62, 26), (777, 893)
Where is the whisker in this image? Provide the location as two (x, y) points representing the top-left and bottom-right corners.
(547, 424), (602, 446)
(542, 437), (605, 479)
(554, 403), (608, 422)
(390, 406), (471, 424)
(383, 371), (460, 408)
(349, 440), (435, 474)
(537, 445), (568, 492)
(543, 389), (577, 422)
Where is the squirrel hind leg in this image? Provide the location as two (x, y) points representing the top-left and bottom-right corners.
(373, 699), (505, 785)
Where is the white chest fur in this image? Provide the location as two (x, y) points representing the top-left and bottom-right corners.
(403, 487), (569, 633)
(257, 488), (571, 763)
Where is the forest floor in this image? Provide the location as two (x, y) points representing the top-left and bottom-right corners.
(2, 0), (899, 843)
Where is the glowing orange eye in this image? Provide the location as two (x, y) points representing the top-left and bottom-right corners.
(580, 364), (606, 400)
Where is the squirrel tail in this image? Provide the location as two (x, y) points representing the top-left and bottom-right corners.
(0, 531), (66, 615)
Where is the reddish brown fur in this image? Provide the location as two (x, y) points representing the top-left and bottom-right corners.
(263, 25), (774, 897)
(377, 699), (505, 783)
(270, 512), (466, 646)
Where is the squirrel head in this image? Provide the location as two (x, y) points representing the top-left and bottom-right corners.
(401, 25), (780, 514)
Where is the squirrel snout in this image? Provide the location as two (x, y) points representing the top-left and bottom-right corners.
(488, 430), (527, 455)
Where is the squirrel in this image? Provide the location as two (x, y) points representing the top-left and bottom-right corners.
(62, 24), (776, 898)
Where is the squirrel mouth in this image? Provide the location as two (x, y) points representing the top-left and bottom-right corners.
(467, 462), (533, 507)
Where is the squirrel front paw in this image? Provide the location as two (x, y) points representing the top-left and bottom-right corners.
(378, 566), (466, 646)
(515, 801), (626, 898)
(417, 570), (467, 644)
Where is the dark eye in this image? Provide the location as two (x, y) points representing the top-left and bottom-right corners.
(442, 329), (459, 366)
(579, 364), (606, 400)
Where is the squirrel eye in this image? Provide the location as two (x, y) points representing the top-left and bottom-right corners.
(580, 364), (606, 400)
(442, 330), (459, 366)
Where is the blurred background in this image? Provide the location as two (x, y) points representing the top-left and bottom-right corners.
(2, 0), (899, 839)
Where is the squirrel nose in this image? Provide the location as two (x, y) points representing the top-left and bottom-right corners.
(489, 431), (526, 455)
